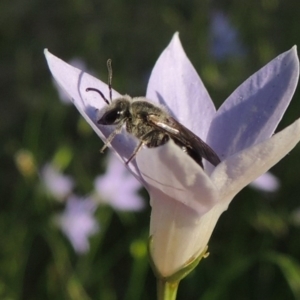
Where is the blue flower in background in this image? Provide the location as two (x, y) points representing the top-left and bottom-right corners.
(94, 152), (144, 211)
(56, 195), (100, 254)
(41, 163), (74, 201)
(250, 171), (280, 192)
(210, 10), (246, 60)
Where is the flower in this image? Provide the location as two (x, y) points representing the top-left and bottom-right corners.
(56, 195), (100, 254)
(209, 10), (246, 60)
(94, 152), (144, 211)
(249, 171), (280, 192)
(41, 163), (74, 200)
(44, 33), (300, 277)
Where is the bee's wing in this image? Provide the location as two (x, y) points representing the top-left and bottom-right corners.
(148, 115), (221, 167)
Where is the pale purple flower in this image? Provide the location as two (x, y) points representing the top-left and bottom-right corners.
(44, 33), (300, 276)
(250, 172), (280, 192)
(210, 10), (246, 60)
(94, 152), (144, 211)
(56, 195), (100, 254)
(41, 163), (74, 200)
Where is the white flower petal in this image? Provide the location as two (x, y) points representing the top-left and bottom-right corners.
(146, 33), (216, 140)
(211, 118), (300, 201)
(53, 57), (92, 104)
(137, 140), (219, 215)
(150, 196), (227, 276)
(208, 46), (299, 159)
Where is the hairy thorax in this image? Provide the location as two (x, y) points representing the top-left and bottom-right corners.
(127, 100), (170, 147)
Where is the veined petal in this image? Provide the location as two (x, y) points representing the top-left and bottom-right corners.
(211, 118), (300, 201)
(146, 32), (216, 140)
(137, 140), (219, 215)
(44, 50), (142, 178)
(208, 46), (299, 159)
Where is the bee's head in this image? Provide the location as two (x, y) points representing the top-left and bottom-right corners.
(98, 98), (131, 125)
(86, 60), (131, 126)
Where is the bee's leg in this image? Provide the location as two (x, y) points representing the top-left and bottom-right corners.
(125, 141), (144, 165)
(125, 130), (165, 164)
(100, 125), (123, 153)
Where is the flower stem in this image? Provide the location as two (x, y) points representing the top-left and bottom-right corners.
(157, 279), (179, 300)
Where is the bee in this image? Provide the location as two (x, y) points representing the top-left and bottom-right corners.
(86, 59), (220, 168)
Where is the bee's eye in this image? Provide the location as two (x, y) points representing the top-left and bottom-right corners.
(98, 108), (121, 125)
(97, 99), (130, 125)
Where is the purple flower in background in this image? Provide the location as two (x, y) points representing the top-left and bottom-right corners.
(41, 163), (74, 200)
(94, 153), (144, 211)
(45, 33), (300, 276)
(56, 195), (99, 254)
(250, 172), (280, 192)
(210, 10), (246, 60)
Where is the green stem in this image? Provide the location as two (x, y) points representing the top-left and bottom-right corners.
(157, 279), (179, 300)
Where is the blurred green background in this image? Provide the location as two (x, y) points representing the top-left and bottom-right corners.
(2, 0), (300, 299)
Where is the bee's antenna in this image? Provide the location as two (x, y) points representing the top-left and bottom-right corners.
(85, 59), (113, 105)
(86, 88), (110, 105)
(107, 59), (113, 102)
